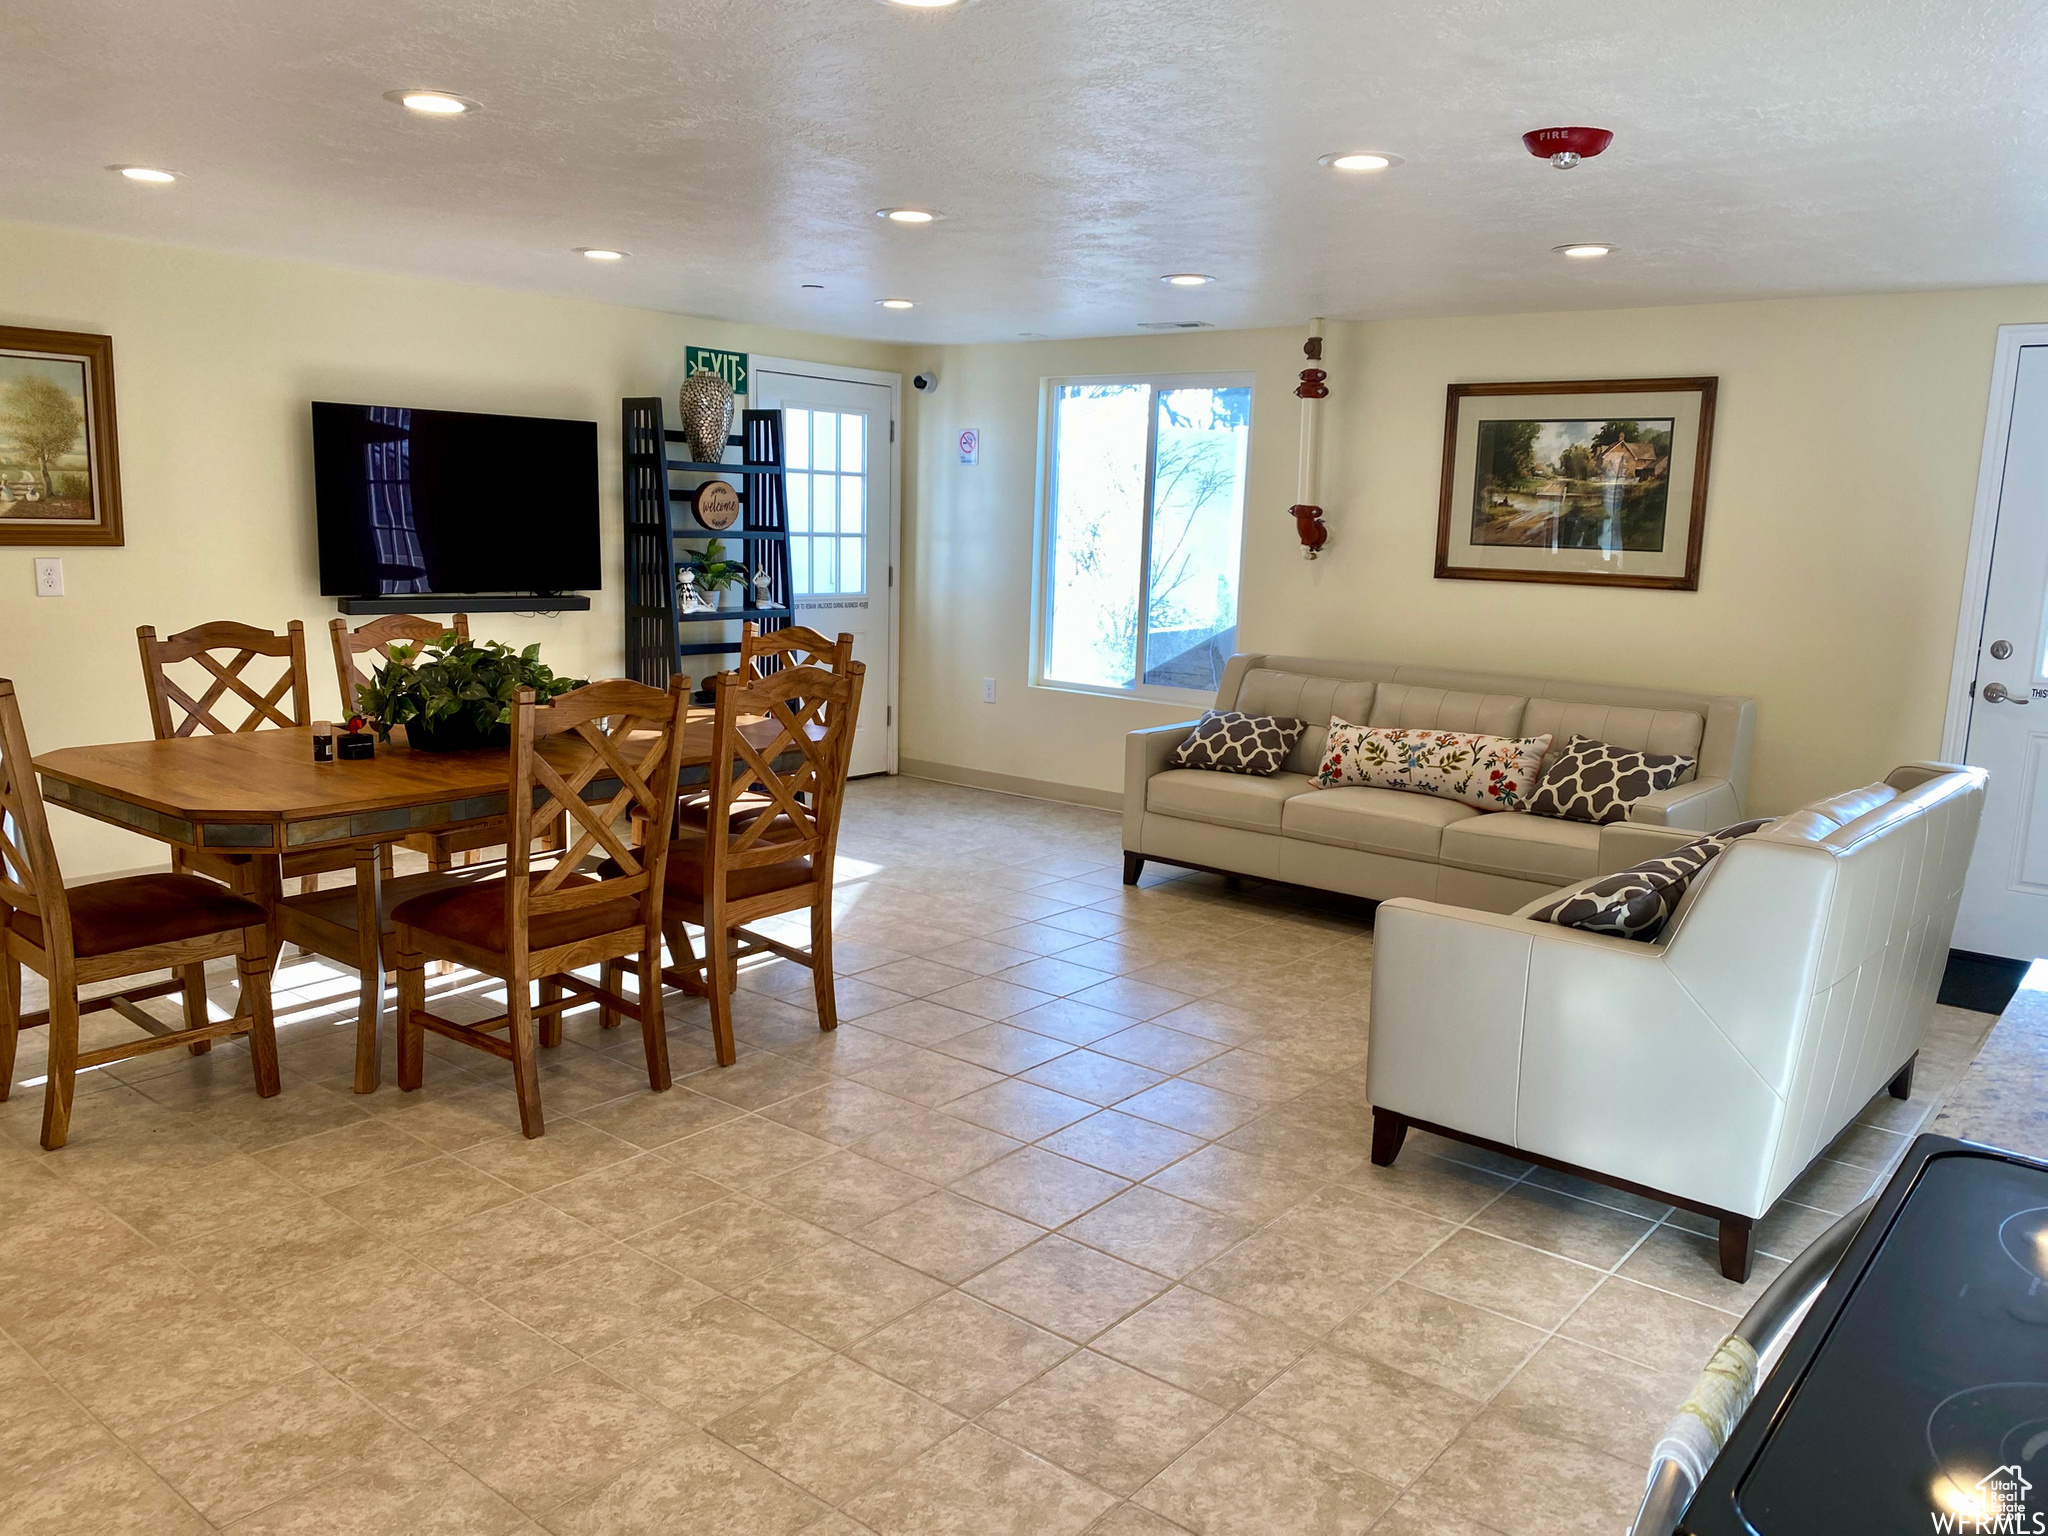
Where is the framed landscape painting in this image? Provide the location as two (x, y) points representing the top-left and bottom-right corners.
(0, 326), (123, 547)
(1436, 377), (1715, 590)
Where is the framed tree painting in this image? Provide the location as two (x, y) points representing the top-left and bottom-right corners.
(0, 327), (123, 547)
(1436, 377), (1715, 590)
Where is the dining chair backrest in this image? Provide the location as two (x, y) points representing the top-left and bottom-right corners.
(504, 677), (692, 962)
(137, 620), (313, 738)
(330, 613), (470, 721)
(738, 622), (855, 681)
(703, 661), (865, 884)
(0, 680), (68, 958)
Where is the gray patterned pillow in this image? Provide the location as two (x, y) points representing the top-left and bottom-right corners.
(1529, 818), (1773, 941)
(1169, 711), (1307, 776)
(1526, 735), (1697, 825)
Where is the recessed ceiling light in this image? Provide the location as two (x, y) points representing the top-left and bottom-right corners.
(111, 165), (178, 184)
(1318, 151), (1404, 172)
(384, 89), (476, 116)
(802, 283), (824, 290)
(1554, 243), (1614, 258)
(877, 298), (916, 309)
(576, 247), (627, 261)
(877, 0), (973, 9)
(876, 208), (942, 224)
(1161, 274), (1213, 287)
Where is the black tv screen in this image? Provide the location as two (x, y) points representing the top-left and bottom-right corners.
(312, 402), (601, 597)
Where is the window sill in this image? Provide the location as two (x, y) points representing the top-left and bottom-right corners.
(1031, 678), (1215, 710)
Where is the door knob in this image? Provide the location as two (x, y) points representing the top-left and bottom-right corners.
(1982, 681), (2030, 705)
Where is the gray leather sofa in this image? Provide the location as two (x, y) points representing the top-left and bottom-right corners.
(1123, 654), (1758, 912)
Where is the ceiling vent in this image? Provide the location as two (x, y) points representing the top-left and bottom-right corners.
(1136, 320), (1216, 331)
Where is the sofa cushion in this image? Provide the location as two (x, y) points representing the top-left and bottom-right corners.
(1527, 818), (1773, 941)
(1169, 710), (1306, 776)
(1148, 768), (1313, 832)
(1525, 735), (1697, 825)
(1368, 683), (1527, 737)
(1523, 698), (1703, 784)
(1234, 668), (1377, 775)
(1281, 784), (1480, 859)
(1439, 813), (1602, 884)
(1311, 720), (1553, 811)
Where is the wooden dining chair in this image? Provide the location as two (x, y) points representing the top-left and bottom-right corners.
(644, 661), (864, 1067)
(391, 677), (691, 1138)
(330, 614), (518, 874)
(0, 681), (280, 1149)
(670, 623), (856, 836)
(136, 619), (358, 884)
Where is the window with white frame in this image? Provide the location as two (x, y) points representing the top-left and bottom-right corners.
(784, 407), (867, 597)
(1038, 375), (1253, 698)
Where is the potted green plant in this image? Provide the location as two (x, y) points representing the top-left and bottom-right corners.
(354, 633), (585, 752)
(682, 538), (748, 610)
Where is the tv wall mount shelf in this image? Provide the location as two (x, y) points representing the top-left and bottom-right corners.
(621, 399), (792, 691)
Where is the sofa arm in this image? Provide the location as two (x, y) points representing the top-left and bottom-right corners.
(1598, 821), (1701, 874)
(1626, 776), (1740, 831)
(1124, 721), (1202, 850)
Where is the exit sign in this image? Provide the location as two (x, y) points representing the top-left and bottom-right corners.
(685, 346), (748, 398)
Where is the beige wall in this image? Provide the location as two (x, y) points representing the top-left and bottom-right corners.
(0, 220), (907, 876)
(902, 289), (2048, 814)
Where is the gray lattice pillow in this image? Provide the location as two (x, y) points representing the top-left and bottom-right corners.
(1526, 735), (1698, 825)
(1169, 711), (1307, 776)
(1529, 818), (1773, 941)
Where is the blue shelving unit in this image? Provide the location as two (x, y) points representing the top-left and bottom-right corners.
(621, 399), (792, 689)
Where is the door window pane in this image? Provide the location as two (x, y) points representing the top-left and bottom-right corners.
(788, 474), (810, 532)
(791, 538), (810, 595)
(786, 410), (810, 470)
(1039, 377), (1250, 695)
(841, 476), (864, 534)
(841, 538), (863, 594)
(812, 536), (836, 594)
(1143, 386), (1251, 692)
(841, 413), (865, 473)
(814, 413), (838, 472)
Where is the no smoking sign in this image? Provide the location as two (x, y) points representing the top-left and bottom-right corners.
(958, 428), (980, 465)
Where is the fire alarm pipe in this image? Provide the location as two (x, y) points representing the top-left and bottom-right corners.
(1291, 318), (1329, 558)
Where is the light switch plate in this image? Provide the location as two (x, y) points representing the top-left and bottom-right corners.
(33, 558), (63, 597)
(982, 678), (996, 703)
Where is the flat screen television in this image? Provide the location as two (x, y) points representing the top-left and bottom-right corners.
(312, 402), (601, 599)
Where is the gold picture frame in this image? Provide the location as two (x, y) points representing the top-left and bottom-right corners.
(0, 326), (124, 548)
(1436, 377), (1715, 590)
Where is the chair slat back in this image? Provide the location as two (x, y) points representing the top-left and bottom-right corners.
(705, 662), (864, 880)
(137, 620), (313, 738)
(738, 623), (855, 681)
(0, 680), (69, 958)
(330, 613), (469, 720)
(505, 678), (692, 958)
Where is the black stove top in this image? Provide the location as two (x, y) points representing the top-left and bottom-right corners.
(1687, 1138), (2048, 1534)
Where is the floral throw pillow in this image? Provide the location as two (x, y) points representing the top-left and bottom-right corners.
(1168, 711), (1307, 777)
(1311, 718), (1554, 812)
(1528, 818), (1774, 941)
(1526, 735), (1698, 825)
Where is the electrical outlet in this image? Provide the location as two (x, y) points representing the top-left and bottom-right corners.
(33, 558), (62, 597)
(982, 678), (996, 704)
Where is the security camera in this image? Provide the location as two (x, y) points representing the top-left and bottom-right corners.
(912, 372), (939, 393)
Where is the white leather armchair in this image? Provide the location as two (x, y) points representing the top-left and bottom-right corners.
(1365, 763), (1987, 1280)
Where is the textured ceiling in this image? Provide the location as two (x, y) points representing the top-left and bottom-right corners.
(3, 0), (2044, 342)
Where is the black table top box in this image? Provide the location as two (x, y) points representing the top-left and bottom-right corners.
(1685, 1134), (2048, 1534)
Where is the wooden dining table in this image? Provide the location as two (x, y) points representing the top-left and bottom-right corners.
(35, 714), (794, 1094)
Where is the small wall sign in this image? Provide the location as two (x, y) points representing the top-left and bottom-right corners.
(958, 428), (980, 465)
(684, 346), (748, 398)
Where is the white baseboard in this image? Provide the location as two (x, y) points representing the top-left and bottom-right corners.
(897, 759), (1121, 813)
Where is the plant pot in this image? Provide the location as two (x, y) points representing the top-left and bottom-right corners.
(401, 715), (511, 753)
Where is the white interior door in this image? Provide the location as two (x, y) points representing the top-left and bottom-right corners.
(751, 367), (897, 778)
(1956, 342), (2048, 958)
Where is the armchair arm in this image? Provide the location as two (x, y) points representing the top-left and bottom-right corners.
(1626, 776), (1740, 831)
(1124, 720), (1201, 850)
(1598, 822), (1700, 874)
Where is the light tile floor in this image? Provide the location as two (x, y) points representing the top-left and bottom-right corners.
(0, 777), (1996, 1535)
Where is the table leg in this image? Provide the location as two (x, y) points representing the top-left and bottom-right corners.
(351, 844), (385, 1094)
(230, 854), (282, 1022)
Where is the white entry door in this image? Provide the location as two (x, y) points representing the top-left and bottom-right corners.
(1954, 338), (2048, 958)
(750, 365), (898, 778)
